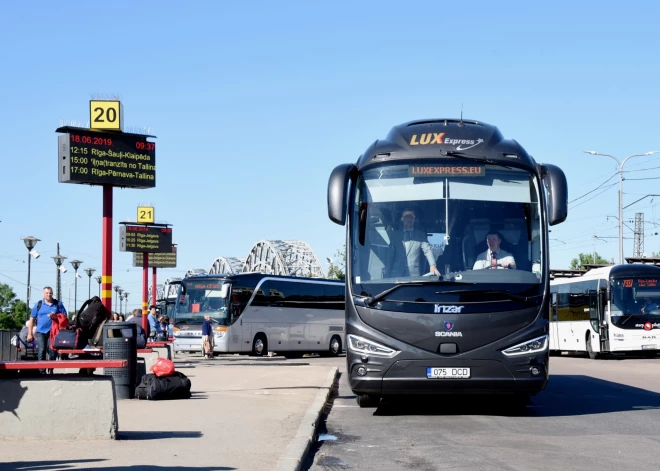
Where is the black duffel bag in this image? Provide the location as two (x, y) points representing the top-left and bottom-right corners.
(135, 372), (191, 400)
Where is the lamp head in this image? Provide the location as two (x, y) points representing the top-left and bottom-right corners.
(70, 260), (83, 271)
(118, 289), (123, 296)
(114, 285), (121, 293)
(95, 275), (102, 284)
(22, 236), (40, 250)
(52, 255), (67, 267)
(644, 151), (659, 156)
(583, 150), (598, 155)
(84, 268), (96, 277)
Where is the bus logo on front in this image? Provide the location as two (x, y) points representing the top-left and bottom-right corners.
(434, 305), (464, 314)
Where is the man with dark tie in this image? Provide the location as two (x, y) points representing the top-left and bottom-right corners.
(387, 209), (440, 277)
(473, 230), (516, 270)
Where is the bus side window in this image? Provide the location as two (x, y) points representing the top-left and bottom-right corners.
(252, 281), (270, 307)
(230, 286), (253, 323)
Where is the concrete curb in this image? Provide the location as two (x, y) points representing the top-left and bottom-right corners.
(274, 366), (339, 471)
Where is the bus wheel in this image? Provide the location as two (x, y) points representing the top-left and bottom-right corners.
(586, 335), (599, 360)
(328, 336), (342, 357)
(252, 334), (267, 357)
(356, 393), (380, 408)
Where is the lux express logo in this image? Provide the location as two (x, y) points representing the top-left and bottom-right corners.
(636, 322), (660, 331)
(409, 133), (484, 151)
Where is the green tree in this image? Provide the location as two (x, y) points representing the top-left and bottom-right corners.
(327, 245), (346, 281)
(570, 252), (609, 270)
(0, 283), (27, 330)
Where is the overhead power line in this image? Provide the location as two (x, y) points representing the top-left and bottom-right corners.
(568, 173), (618, 204)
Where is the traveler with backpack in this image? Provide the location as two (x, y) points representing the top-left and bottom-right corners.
(147, 305), (160, 340)
(27, 287), (67, 373)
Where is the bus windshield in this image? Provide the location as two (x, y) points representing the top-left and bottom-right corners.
(611, 277), (660, 326)
(175, 279), (230, 325)
(351, 162), (543, 299)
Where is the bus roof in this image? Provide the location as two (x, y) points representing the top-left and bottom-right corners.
(355, 119), (537, 171)
(550, 263), (660, 285)
(181, 273), (345, 285)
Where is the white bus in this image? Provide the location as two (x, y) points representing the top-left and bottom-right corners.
(550, 263), (660, 359)
(172, 273), (345, 357)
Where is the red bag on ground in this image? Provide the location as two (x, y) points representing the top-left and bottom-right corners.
(150, 358), (175, 377)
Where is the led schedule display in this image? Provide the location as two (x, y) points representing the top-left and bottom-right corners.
(120, 225), (172, 253)
(133, 246), (177, 268)
(58, 128), (156, 188)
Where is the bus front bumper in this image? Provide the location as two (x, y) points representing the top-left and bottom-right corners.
(347, 355), (548, 396)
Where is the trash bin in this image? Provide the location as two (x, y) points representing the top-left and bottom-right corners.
(102, 322), (137, 400)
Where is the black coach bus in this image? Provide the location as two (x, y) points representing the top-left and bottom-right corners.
(327, 119), (567, 407)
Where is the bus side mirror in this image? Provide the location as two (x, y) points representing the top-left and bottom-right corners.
(328, 163), (357, 226)
(541, 164), (568, 226)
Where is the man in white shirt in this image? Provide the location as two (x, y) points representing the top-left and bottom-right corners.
(473, 231), (516, 270)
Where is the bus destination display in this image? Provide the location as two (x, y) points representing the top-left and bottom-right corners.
(58, 130), (156, 188)
(133, 246), (177, 268)
(120, 225), (172, 253)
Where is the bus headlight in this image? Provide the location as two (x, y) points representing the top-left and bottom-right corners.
(348, 334), (398, 358)
(173, 327), (180, 337)
(502, 335), (548, 356)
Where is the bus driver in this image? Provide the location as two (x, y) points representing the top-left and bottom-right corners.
(473, 230), (516, 270)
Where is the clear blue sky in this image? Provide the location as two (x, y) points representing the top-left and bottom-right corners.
(1, 1), (659, 312)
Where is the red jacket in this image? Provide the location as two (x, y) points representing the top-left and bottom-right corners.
(49, 314), (70, 350)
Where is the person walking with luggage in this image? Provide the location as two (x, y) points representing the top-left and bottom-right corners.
(201, 314), (214, 359)
(27, 287), (67, 374)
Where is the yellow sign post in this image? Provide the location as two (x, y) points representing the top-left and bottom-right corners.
(89, 100), (123, 130)
(137, 206), (155, 224)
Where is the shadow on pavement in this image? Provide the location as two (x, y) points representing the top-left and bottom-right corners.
(373, 374), (660, 417)
(118, 431), (203, 440)
(1, 462), (235, 471)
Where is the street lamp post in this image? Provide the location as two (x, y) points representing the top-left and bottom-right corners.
(123, 292), (129, 317)
(51, 252), (67, 302)
(70, 260), (83, 315)
(95, 275), (102, 297)
(21, 236), (40, 321)
(584, 150), (659, 264)
(84, 268), (96, 300)
(114, 286), (121, 314)
(117, 288), (124, 316)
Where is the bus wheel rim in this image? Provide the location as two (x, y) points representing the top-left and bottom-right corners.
(255, 339), (264, 354)
(331, 338), (339, 353)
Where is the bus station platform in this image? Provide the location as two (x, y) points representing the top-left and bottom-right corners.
(0, 354), (339, 471)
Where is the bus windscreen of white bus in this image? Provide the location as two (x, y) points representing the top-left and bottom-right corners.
(611, 277), (660, 328)
(176, 280), (230, 325)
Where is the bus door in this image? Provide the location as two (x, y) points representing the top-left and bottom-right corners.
(550, 292), (560, 351)
(592, 285), (609, 351)
(588, 288), (607, 349)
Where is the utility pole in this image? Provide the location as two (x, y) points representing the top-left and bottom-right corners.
(584, 150), (658, 264)
(633, 212), (644, 257)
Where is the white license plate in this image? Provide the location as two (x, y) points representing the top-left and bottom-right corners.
(642, 345), (658, 350)
(426, 367), (471, 379)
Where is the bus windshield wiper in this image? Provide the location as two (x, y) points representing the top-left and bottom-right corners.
(365, 280), (474, 307)
(435, 289), (540, 305)
(441, 151), (514, 170)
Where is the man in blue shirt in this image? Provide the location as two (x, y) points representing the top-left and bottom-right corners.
(27, 286), (67, 373)
(147, 305), (160, 340)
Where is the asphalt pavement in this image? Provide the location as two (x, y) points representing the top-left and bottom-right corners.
(305, 354), (660, 471)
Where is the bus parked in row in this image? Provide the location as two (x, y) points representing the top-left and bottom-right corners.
(172, 273), (345, 357)
(327, 118), (567, 407)
(550, 263), (660, 359)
